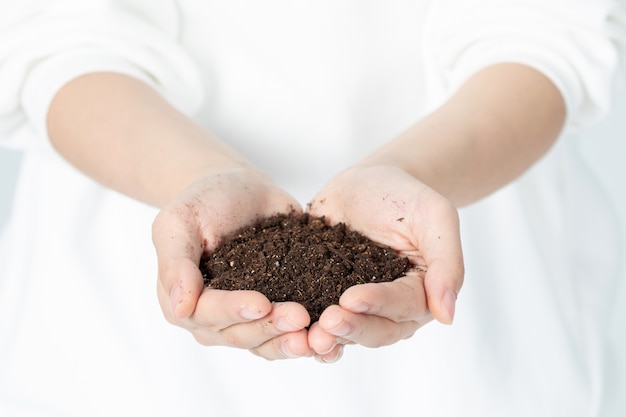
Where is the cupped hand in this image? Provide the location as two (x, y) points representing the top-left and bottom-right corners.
(152, 168), (312, 360)
(306, 165), (464, 361)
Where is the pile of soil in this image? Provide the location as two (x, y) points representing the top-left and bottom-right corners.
(200, 213), (411, 323)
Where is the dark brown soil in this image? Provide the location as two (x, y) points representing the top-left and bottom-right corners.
(199, 213), (411, 323)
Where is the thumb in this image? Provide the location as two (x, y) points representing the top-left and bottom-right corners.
(152, 209), (205, 320)
(164, 258), (205, 319)
(417, 200), (464, 325)
(424, 260), (463, 324)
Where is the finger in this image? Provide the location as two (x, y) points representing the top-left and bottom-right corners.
(411, 198), (464, 324)
(337, 271), (431, 323)
(424, 260), (463, 325)
(152, 207), (206, 319)
(192, 289), (274, 329)
(307, 321), (338, 355)
(317, 305), (422, 348)
(248, 330), (312, 360)
(308, 321), (354, 356)
(191, 301), (309, 349)
(315, 344), (344, 364)
(193, 300), (309, 348)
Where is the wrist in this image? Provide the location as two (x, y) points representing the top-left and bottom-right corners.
(353, 114), (470, 205)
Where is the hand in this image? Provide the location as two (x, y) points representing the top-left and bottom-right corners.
(306, 165), (464, 362)
(152, 168), (313, 360)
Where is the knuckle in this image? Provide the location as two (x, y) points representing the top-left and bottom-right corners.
(391, 302), (416, 322)
(389, 281), (423, 322)
(364, 332), (396, 349)
(248, 348), (279, 361)
(199, 320), (223, 333)
(248, 338), (285, 361)
(192, 331), (216, 347)
(220, 330), (246, 348)
(260, 318), (278, 336)
(399, 321), (421, 340)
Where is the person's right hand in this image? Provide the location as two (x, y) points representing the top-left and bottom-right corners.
(152, 168), (313, 360)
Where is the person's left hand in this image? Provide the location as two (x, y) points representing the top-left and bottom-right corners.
(306, 165), (464, 362)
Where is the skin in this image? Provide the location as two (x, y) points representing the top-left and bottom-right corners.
(47, 63), (565, 362)
(307, 65), (565, 359)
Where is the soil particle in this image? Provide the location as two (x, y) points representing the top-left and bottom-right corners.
(200, 213), (411, 323)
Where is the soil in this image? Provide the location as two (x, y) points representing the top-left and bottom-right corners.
(199, 213), (411, 323)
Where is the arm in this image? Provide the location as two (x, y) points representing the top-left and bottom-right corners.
(48, 72), (312, 360)
(307, 63), (565, 359)
(47, 72), (248, 207)
(361, 63), (565, 208)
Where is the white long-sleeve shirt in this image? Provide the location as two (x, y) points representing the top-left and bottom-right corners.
(1, 1), (625, 416)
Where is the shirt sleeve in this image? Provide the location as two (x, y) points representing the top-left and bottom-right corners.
(0, 0), (204, 150)
(422, 0), (626, 131)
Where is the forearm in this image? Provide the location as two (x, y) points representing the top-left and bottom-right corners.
(47, 72), (251, 207)
(359, 63), (566, 207)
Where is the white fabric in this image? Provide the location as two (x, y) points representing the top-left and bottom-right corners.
(0, 1), (625, 416)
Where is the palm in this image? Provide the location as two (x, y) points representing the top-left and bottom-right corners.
(153, 168), (312, 360)
(306, 165), (464, 355)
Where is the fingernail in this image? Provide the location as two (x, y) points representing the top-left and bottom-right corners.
(346, 301), (369, 313)
(240, 307), (265, 320)
(316, 340), (338, 356)
(316, 345), (344, 364)
(334, 345), (344, 362)
(276, 316), (302, 332)
(441, 290), (457, 324)
(281, 340), (299, 358)
(326, 319), (352, 337)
